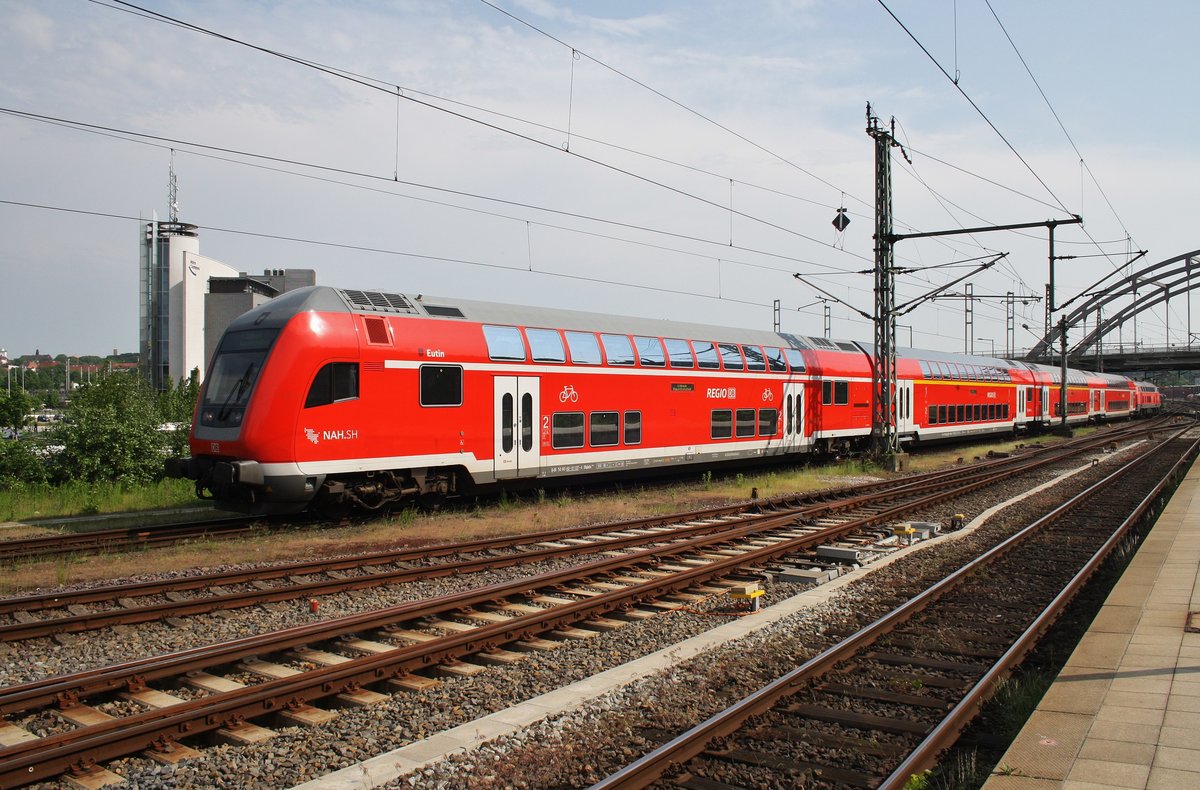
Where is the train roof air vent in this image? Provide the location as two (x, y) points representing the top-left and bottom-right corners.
(423, 304), (466, 318)
(807, 336), (838, 351)
(836, 341), (860, 353)
(339, 289), (418, 314)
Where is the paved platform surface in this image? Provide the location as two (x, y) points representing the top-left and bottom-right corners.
(982, 458), (1200, 789)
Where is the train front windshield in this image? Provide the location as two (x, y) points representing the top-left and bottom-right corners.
(198, 328), (279, 429)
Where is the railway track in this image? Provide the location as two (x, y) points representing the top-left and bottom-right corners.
(0, 422), (1162, 643)
(0, 422), (1174, 787)
(591, 430), (1197, 790)
(0, 515), (265, 565)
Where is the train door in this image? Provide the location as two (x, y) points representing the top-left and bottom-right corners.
(782, 382), (806, 451)
(493, 376), (541, 479)
(896, 380), (914, 434)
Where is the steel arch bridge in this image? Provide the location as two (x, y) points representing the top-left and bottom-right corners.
(1024, 250), (1200, 370)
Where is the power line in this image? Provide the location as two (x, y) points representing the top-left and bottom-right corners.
(874, 0), (1073, 216)
(0, 197), (832, 320)
(96, 0), (858, 225)
(103, 1), (854, 258)
(982, 0), (1137, 247)
(0, 105), (863, 276)
(476, 0), (869, 210)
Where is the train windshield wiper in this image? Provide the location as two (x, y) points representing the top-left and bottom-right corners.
(217, 363), (255, 421)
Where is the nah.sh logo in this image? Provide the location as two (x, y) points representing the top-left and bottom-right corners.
(304, 428), (359, 445)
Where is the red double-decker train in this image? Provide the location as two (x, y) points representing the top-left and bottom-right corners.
(166, 286), (1160, 514)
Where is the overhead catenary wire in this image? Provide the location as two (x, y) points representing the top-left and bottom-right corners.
(982, 0), (1138, 247)
(71, 0), (1114, 345)
(102, 1), (856, 260)
(476, 0), (870, 211)
(89, 0), (1067, 302)
(874, 0), (1073, 216)
(0, 197), (903, 337)
(0, 106), (853, 275)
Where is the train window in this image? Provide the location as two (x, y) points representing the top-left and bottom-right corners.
(552, 413), (585, 449)
(522, 393), (533, 452)
(929, 405), (938, 424)
(782, 349), (805, 372)
(736, 409), (756, 437)
(919, 360), (931, 377)
(665, 339), (695, 368)
(719, 344), (745, 371)
(526, 329), (566, 363)
(758, 408), (778, 436)
(565, 331), (602, 365)
(938, 405), (947, 423)
(711, 410), (733, 439)
(786, 394), (794, 434)
(957, 405), (966, 422)
(419, 365), (463, 407)
(600, 334), (636, 365)
(590, 411), (619, 447)
(822, 380), (833, 405)
(634, 336), (666, 367)
(624, 411), (642, 445)
(693, 341), (720, 369)
(483, 325), (526, 361)
(305, 362), (359, 408)
(765, 347), (787, 373)
(834, 381), (849, 405)
(974, 405), (982, 420)
(743, 346), (766, 372)
(502, 394), (514, 453)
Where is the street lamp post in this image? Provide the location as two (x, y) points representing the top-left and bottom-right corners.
(977, 337), (996, 356)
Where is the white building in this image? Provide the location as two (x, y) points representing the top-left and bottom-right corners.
(139, 220), (237, 389)
(138, 219), (315, 389)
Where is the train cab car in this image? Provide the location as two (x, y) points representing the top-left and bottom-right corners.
(170, 286), (834, 514)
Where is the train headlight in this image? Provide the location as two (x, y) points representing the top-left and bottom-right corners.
(201, 409), (216, 425)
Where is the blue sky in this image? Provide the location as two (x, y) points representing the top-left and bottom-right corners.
(2, 0), (1198, 359)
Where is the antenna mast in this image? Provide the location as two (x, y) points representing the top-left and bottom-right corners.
(168, 150), (179, 223)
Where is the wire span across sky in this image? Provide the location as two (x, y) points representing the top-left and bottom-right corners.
(1, 0), (1196, 357)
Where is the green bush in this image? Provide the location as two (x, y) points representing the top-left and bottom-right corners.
(0, 439), (49, 487)
(51, 375), (170, 485)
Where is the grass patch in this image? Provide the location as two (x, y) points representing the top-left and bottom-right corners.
(0, 478), (198, 523)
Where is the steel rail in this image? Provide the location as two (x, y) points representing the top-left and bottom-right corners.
(0, 516), (261, 564)
(880, 432), (1200, 788)
(0, 443), (1083, 785)
(0, 431), (1120, 641)
(0, 425), (1171, 786)
(0, 419), (1165, 571)
(588, 428), (1192, 790)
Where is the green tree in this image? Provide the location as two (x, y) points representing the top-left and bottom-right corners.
(51, 374), (167, 484)
(0, 390), (33, 429)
